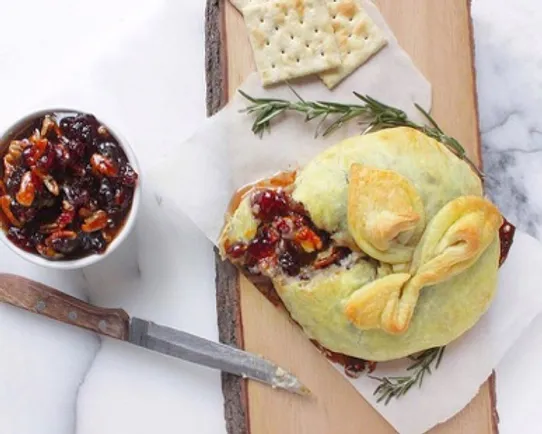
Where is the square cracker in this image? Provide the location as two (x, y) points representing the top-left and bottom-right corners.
(243, 0), (342, 86)
(319, 0), (387, 88)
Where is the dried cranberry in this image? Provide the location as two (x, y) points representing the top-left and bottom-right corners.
(29, 230), (45, 247)
(105, 208), (122, 226)
(251, 189), (289, 221)
(68, 163), (87, 178)
(259, 225), (280, 244)
(10, 200), (37, 224)
(291, 213), (308, 228)
(48, 232), (80, 254)
(36, 143), (56, 171)
(58, 209), (75, 228)
(114, 186), (127, 207)
(7, 227), (33, 251)
(98, 178), (114, 205)
(23, 138), (47, 166)
(97, 141), (120, 160)
(67, 139), (86, 161)
(119, 164), (138, 186)
(54, 143), (70, 168)
(247, 237), (276, 261)
(226, 242), (247, 259)
(344, 361), (366, 379)
(499, 218), (516, 266)
(288, 200), (309, 216)
(278, 249), (301, 276)
(5, 167), (25, 195)
(79, 232), (107, 253)
(51, 237), (79, 254)
(62, 184), (90, 208)
(60, 114), (99, 145)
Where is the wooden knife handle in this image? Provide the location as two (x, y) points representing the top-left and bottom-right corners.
(0, 273), (130, 340)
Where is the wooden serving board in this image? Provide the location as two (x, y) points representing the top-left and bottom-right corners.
(205, 1), (498, 433)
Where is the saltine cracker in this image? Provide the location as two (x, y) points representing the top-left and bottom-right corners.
(319, 0), (387, 88)
(243, 0), (341, 86)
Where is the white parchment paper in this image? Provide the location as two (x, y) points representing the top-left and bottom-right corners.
(147, 2), (542, 433)
(150, 0), (431, 243)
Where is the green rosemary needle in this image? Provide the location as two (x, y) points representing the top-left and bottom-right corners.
(238, 89), (483, 179)
(370, 346), (446, 405)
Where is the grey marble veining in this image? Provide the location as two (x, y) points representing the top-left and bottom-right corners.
(473, 0), (542, 238)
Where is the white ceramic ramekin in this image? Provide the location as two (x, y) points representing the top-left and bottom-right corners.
(0, 109), (141, 270)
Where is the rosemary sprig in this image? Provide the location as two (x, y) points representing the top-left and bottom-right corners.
(370, 346), (446, 405)
(239, 89), (483, 179)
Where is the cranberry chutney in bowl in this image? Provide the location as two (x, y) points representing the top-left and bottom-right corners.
(0, 110), (141, 269)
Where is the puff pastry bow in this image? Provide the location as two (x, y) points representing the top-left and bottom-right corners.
(345, 165), (502, 335)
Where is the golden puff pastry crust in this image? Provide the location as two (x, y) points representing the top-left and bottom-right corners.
(292, 127), (483, 241)
(345, 196), (502, 335)
(347, 164), (425, 263)
(274, 238), (499, 361)
(219, 127), (502, 361)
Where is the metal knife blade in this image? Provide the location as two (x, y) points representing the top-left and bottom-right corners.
(129, 318), (310, 395)
(0, 273), (310, 396)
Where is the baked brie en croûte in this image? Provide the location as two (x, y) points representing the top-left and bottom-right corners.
(219, 127), (503, 362)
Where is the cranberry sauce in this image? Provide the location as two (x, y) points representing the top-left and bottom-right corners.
(0, 112), (138, 260)
(499, 217), (515, 267)
(311, 340), (376, 378)
(225, 188), (351, 277)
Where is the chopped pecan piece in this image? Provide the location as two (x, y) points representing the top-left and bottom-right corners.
(90, 153), (118, 177)
(15, 171), (36, 207)
(82, 210), (108, 233)
(0, 196), (21, 227)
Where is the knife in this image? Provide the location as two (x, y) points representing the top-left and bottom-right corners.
(0, 273), (310, 396)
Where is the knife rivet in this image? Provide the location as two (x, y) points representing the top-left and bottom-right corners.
(68, 311), (77, 321)
(98, 320), (107, 331)
(36, 301), (46, 312)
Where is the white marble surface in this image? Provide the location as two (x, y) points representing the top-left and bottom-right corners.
(0, 0), (541, 433)
(473, 1), (542, 433)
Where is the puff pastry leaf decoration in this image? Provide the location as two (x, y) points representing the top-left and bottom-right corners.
(347, 164), (425, 264)
(345, 195), (503, 334)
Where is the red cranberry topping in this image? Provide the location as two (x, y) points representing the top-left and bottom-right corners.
(311, 340), (375, 378)
(227, 186), (345, 277)
(278, 248), (301, 276)
(251, 189), (289, 221)
(119, 164), (138, 186)
(247, 236), (277, 262)
(226, 242), (248, 259)
(499, 217), (516, 267)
